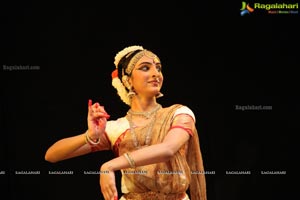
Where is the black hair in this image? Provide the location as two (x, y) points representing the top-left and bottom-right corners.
(117, 49), (143, 80)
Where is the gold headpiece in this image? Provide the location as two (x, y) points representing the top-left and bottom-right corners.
(125, 50), (160, 75)
(114, 45), (144, 68)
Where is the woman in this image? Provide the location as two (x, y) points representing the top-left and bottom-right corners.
(45, 45), (207, 200)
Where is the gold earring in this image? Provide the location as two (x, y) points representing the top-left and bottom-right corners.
(156, 92), (164, 98)
(128, 86), (136, 98)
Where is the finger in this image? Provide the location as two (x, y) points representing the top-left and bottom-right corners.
(92, 103), (102, 113)
(107, 186), (116, 200)
(94, 112), (110, 119)
(89, 102), (110, 119)
(94, 105), (105, 113)
(106, 180), (118, 200)
(100, 106), (110, 116)
(100, 184), (108, 200)
(102, 188), (114, 200)
(102, 191), (109, 200)
(88, 99), (92, 108)
(114, 192), (118, 200)
(88, 99), (93, 115)
(92, 106), (110, 119)
(98, 106), (110, 119)
(101, 179), (116, 200)
(112, 187), (118, 200)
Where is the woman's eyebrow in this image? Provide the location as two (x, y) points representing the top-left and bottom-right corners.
(138, 61), (161, 66)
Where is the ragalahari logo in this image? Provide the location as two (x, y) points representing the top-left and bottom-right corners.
(240, 1), (255, 15)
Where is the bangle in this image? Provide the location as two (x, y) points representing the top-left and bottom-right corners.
(124, 153), (136, 168)
(85, 131), (100, 145)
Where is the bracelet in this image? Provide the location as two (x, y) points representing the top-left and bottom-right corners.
(124, 153), (136, 168)
(85, 131), (101, 145)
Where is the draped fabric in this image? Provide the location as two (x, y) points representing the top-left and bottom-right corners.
(118, 104), (207, 200)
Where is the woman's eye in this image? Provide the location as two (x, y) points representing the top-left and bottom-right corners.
(156, 65), (162, 72)
(139, 65), (149, 71)
(138, 64), (162, 72)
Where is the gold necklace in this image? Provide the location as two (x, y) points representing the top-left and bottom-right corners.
(127, 104), (162, 119)
(126, 104), (161, 148)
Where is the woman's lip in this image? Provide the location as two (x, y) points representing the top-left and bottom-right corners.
(149, 81), (159, 84)
(149, 79), (160, 83)
(149, 82), (160, 87)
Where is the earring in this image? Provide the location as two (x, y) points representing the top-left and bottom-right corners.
(127, 86), (136, 98)
(156, 92), (164, 98)
(122, 75), (135, 98)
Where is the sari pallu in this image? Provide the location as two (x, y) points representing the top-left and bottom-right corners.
(118, 104), (207, 200)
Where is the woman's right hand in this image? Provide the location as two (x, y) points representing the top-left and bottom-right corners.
(87, 99), (110, 141)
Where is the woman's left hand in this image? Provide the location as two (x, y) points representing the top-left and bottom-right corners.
(100, 163), (118, 200)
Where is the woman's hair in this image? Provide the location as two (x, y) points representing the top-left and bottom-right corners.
(112, 45), (144, 106)
(117, 49), (142, 78)
(111, 45), (162, 106)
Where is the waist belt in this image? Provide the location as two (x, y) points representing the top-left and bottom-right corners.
(123, 191), (189, 200)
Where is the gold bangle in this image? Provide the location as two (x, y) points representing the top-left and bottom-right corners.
(85, 131), (100, 145)
(124, 153), (136, 168)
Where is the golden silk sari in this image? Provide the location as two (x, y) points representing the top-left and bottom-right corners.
(118, 104), (207, 200)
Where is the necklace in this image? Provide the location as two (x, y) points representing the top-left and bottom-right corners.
(127, 104), (162, 148)
(127, 104), (162, 119)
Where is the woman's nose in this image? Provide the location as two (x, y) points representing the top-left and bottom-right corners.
(151, 67), (160, 76)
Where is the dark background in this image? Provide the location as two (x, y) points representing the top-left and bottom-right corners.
(1, 1), (298, 200)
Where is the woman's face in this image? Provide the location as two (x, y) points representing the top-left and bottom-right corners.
(130, 54), (163, 98)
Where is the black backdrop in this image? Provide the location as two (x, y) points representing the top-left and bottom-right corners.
(1, 1), (298, 200)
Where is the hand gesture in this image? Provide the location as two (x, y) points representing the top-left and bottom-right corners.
(87, 99), (110, 142)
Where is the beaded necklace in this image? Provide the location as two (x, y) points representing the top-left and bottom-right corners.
(127, 104), (162, 119)
(127, 104), (162, 148)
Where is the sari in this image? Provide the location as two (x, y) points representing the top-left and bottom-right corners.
(116, 104), (207, 200)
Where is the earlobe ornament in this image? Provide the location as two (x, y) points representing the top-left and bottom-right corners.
(127, 86), (136, 98)
(156, 92), (164, 98)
